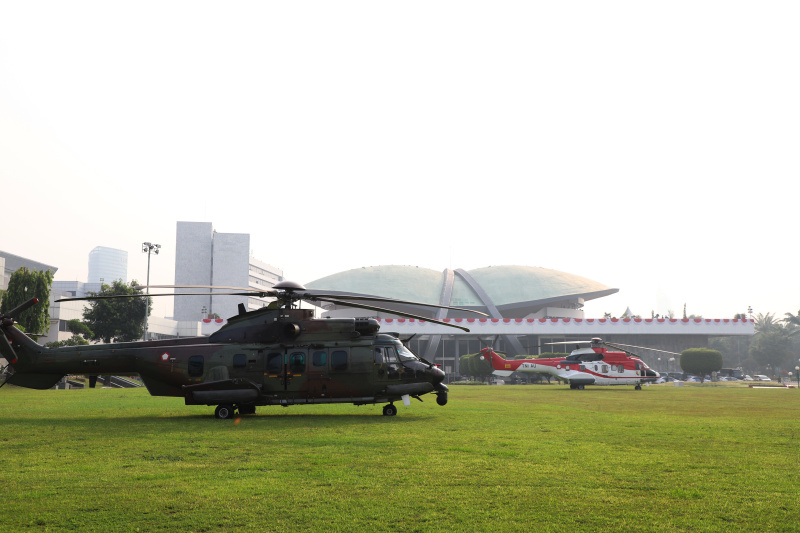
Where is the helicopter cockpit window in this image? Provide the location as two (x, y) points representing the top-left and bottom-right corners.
(374, 348), (385, 365)
(396, 343), (418, 362)
(384, 347), (399, 364)
(289, 352), (306, 374)
(331, 350), (348, 371)
(188, 356), (204, 377)
(233, 354), (246, 369)
(313, 350), (327, 367)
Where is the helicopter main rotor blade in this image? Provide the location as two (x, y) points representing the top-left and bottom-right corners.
(603, 341), (682, 356)
(134, 284), (269, 293)
(55, 292), (273, 303)
(299, 292), (488, 317)
(305, 295), (473, 332)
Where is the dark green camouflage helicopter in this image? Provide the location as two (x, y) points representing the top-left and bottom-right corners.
(0, 282), (485, 418)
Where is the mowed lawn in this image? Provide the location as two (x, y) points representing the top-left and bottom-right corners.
(1, 383), (798, 532)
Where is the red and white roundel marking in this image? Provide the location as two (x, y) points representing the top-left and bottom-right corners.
(161, 353), (170, 361)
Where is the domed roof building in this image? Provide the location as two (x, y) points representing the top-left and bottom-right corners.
(307, 265), (618, 360)
(307, 265), (617, 319)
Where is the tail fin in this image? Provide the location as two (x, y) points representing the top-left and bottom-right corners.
(480, 347), (506, 371)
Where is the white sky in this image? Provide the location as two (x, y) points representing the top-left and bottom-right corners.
(2, 1), (798, 320)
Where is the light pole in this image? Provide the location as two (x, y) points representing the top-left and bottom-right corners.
(142, 242), (160, 340)
(796, 365), (799, 388)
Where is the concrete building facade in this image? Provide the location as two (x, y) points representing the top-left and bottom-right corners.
(173, 222), (283, 321)
(1, 251), (58, 291)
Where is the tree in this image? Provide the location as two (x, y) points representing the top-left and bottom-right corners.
(458, 352), (493, 382)
(0, 267), (54, 334)
(67, 319), (93, 339)
(679, 348), (723, 382)
(45, 335), (90, 348)
(754, 312), (780, 334)
(749, 331), (791, 374)
(82, 280), (151, 343)
(783, 310), (800, 327)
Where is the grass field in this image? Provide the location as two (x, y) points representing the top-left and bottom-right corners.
(1, 383), (798, 532)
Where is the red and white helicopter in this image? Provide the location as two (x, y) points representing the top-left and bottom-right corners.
(480, 338), (666, 390)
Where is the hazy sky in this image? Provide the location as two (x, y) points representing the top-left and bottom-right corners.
(2, 1), (798, 320)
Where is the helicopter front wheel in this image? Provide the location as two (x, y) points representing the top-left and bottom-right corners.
(382, 404), (398, 416)
(215, 404), (236, 419)
(436, 392), (448, 406)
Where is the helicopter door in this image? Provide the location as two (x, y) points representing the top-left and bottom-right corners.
(265, 352), (285, 395)
(283, 350), (309, 401)
(264, 350), (309, 402)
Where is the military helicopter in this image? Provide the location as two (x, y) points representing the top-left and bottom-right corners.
(0, 281), (487, 418)
(481, 338), (666, 390)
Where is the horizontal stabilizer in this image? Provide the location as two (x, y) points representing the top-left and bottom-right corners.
(492, 370), (514, 377)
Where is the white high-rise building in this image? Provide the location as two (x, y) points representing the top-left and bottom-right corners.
(173, 222), (283, 321)
(88, 246), (128, 284)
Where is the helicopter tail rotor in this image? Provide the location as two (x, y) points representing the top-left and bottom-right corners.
(0, 298), (41, 365)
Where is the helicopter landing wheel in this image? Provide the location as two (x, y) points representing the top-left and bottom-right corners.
(215, 404), (236, 419)
(635, 385), (642, 391)
(383, 404), (398, 417)
(436, 392), (448, 406)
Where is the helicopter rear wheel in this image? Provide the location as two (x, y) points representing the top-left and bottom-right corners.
(383, 404), (398, 416)
(436, 392), (448, 406)
(215, 404), (236, 419)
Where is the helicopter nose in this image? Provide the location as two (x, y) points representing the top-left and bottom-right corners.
(430, 365), (445, 382)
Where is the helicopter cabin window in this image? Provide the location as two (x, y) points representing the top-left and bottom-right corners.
(579, 365), (586, 371)
(289, 352), (306, 374)
(331, 350), (348, 371)
(313, 350), (327, 367)
(618, 365), (625, 373)
(188, 356), (204, 377)
(374, 347), (384, 364)
(233, 354), (247, 369)
(602, 365), (609, 373)
(266, 353), (282, 375)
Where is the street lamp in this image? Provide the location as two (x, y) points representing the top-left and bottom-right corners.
(796, 365), (799, 388)
(142, 242), (161, 340)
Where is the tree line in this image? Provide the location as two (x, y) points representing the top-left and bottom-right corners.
(1, 268), (150, 347)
